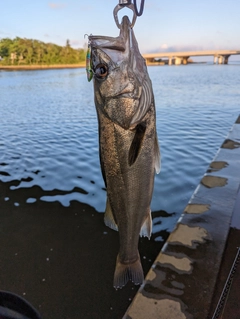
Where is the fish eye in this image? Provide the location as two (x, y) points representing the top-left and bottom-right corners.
(95, 63), (108, 79)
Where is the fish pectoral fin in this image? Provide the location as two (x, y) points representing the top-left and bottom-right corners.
(104, 198), (118, 231)
(155, 134), (161, 174)
(140, 210), (152, 239)
(128, 123), (146, 166)
(113, 254), (144, 289)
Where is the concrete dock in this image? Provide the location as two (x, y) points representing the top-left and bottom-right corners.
(124, 115), (240, 319)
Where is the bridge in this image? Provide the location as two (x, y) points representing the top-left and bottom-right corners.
(142, 50), (240, 65)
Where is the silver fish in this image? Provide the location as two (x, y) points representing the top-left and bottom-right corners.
(89, 16), (160, 288)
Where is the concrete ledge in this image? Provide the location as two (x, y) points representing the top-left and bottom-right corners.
(123, 115), (240, 319)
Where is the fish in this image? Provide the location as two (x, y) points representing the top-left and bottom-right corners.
(88, 15), (160, 289)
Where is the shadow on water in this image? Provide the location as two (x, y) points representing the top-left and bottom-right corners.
(0, 180), (170, 319)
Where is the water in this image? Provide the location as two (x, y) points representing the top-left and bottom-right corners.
(0, 64), (240, 236)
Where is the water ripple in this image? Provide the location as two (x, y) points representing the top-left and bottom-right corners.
(0, 66), (240, 235)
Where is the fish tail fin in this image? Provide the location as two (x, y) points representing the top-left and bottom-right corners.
(113, 254), (144, 289)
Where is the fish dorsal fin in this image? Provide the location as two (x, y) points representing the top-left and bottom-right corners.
(140, 210), (152, 239)
(155, 135), (161, 174)
(104, 198), (118, 231)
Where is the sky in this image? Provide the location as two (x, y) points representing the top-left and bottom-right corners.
(1, 0), (240, 58)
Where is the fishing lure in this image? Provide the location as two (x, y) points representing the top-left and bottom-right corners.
(86, 42), (93, 82)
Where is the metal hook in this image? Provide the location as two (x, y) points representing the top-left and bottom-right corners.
(113, 3), (137, 29)
(133, 0), (145, 16)
(119, 0), (132, 4)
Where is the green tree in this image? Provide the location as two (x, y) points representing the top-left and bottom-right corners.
(0, 38), (13, 63)
(0, 36), (86, 66)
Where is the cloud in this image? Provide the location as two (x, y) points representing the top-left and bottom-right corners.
(160, 44), (168, 50)
(143, 44), (209, 54)
(158, 44), (205, 53)
(48, 3), (66, 9)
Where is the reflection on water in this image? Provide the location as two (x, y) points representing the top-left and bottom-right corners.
(0, 65), (240, 236)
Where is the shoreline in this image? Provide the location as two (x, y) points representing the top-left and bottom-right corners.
(0, 63), (85, 70)
(1, 60), (239, 71)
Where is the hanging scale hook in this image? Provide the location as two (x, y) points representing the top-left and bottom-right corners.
(113, 1), (137, 29)
(113, 0), (145, 29)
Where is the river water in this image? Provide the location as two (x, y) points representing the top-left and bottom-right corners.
(0, 63), (240, 318)
(0, 63), (240, 236)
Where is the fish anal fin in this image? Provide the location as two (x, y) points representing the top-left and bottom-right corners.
(140, 210), (152, 239)
(104, 198), (118, 231)
(128, 123), (146, 166)
(113, 255), (144, 289)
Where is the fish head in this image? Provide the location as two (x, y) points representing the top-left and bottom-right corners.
(89, 16), (152, 129)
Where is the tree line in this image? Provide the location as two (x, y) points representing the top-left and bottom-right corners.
(0, 37), (86, 65)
